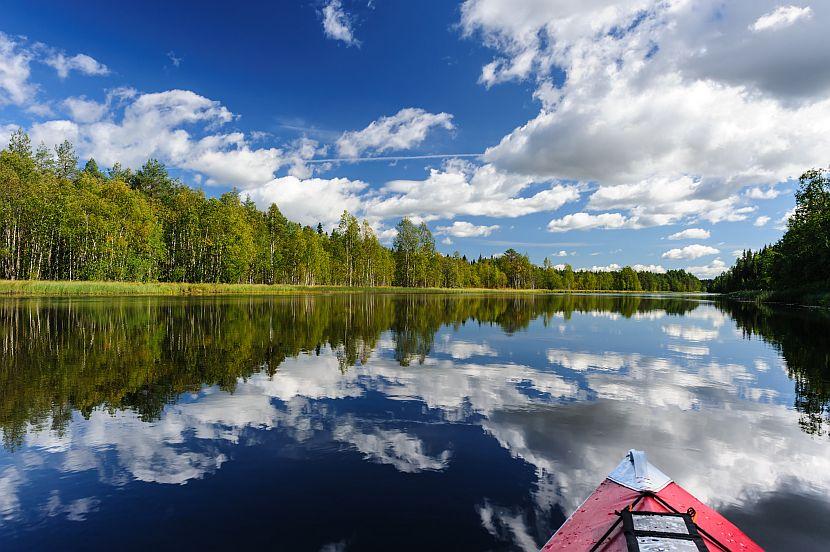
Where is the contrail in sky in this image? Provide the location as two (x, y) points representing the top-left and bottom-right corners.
(304, 153), (483, 164)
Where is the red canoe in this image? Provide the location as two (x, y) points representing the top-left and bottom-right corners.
(542, 450), (763, 551)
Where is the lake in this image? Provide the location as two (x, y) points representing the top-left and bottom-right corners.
(0, 293), (828, 550)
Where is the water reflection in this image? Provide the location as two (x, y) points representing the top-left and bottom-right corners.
(0, 294), (828, 550)
(722, 299), (830, 436)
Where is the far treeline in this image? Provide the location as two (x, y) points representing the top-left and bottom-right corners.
(710, 169), (829, 301)
(0, 130), (703, 292)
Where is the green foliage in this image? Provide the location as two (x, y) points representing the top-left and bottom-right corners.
(393, 217), (420, 287)
(498, 249), (534, 288)
(0, 134), (703, 290)
(711, 169), (830, 295)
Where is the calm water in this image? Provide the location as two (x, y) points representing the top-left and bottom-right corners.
(0, 294), (828, 550)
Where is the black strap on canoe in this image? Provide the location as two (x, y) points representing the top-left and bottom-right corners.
(588, 491), (733, 552)
(620, 508), (708, 551)
(645, 492), (732, 552)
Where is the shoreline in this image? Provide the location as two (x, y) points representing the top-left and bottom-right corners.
(721, 288), (830, 308)
(0, 280), (710, 297)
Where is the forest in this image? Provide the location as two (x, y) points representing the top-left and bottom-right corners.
(0, 130), (703, 292)
(710, 169), (830, 296)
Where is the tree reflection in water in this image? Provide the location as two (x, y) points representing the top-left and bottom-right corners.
(2, 294), (827, 452)
(717, 299), (830, 435)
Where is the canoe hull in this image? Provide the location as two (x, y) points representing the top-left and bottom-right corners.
(542, 451), (763, 551)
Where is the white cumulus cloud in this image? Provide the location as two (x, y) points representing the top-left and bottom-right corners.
(0, 32), (35, 106)
(754, 215), (771, 227)
(579, 263), (666, 274)
(27, 89), (299, 190)
(776, 207), (796, 230)
(744, 187), (782, 200)
(336, 108), (454, 158)
(366, 160), (580, 222)
(44, 52), (109, 79)
(632, 264), (667, 273)
(547, 212), (634, 233)
(750, 5), (813, 32)
(668, 228), (710, 240)
(436, 221), (500, 238)
(62, 96), (108, 123)
(586, 177), (756, 226)
(662, 244), (720, 261)
(0, 33), (108, 109)
(579, 263), (665, 273)
(686, 258), (728, 278)
(244, 175), (367, 228)
(462, 0), (830, 229)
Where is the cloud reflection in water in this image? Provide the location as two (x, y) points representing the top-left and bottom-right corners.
(0, 295), (827, 549)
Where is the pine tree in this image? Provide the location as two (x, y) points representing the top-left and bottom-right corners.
(54, 139), (79, 179)
(34, 142), (55, 173)
(8, 128), (32, 159)
(83, 158), (104, 178)
(108, 162), (133, 182)
(132, 159), (176, 199)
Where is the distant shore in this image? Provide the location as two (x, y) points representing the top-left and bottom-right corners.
(0, 280), (708, 297)
(722, 288), (830, 308)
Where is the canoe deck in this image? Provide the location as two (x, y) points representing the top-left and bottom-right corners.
(542, 451), (763, 551)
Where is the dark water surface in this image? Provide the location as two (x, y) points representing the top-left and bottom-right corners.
(0, 294), (829, 550)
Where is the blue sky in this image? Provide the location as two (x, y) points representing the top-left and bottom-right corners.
(2, 1), (827, 277)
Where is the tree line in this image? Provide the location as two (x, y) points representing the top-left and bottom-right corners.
(0, 130), (703, 291)
(710, 169), (829, 294)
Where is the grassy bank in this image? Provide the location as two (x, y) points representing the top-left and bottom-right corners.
(0, 280), (705, 297)
(0, 280), (552, 297)
(724, 287), (830, 308)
